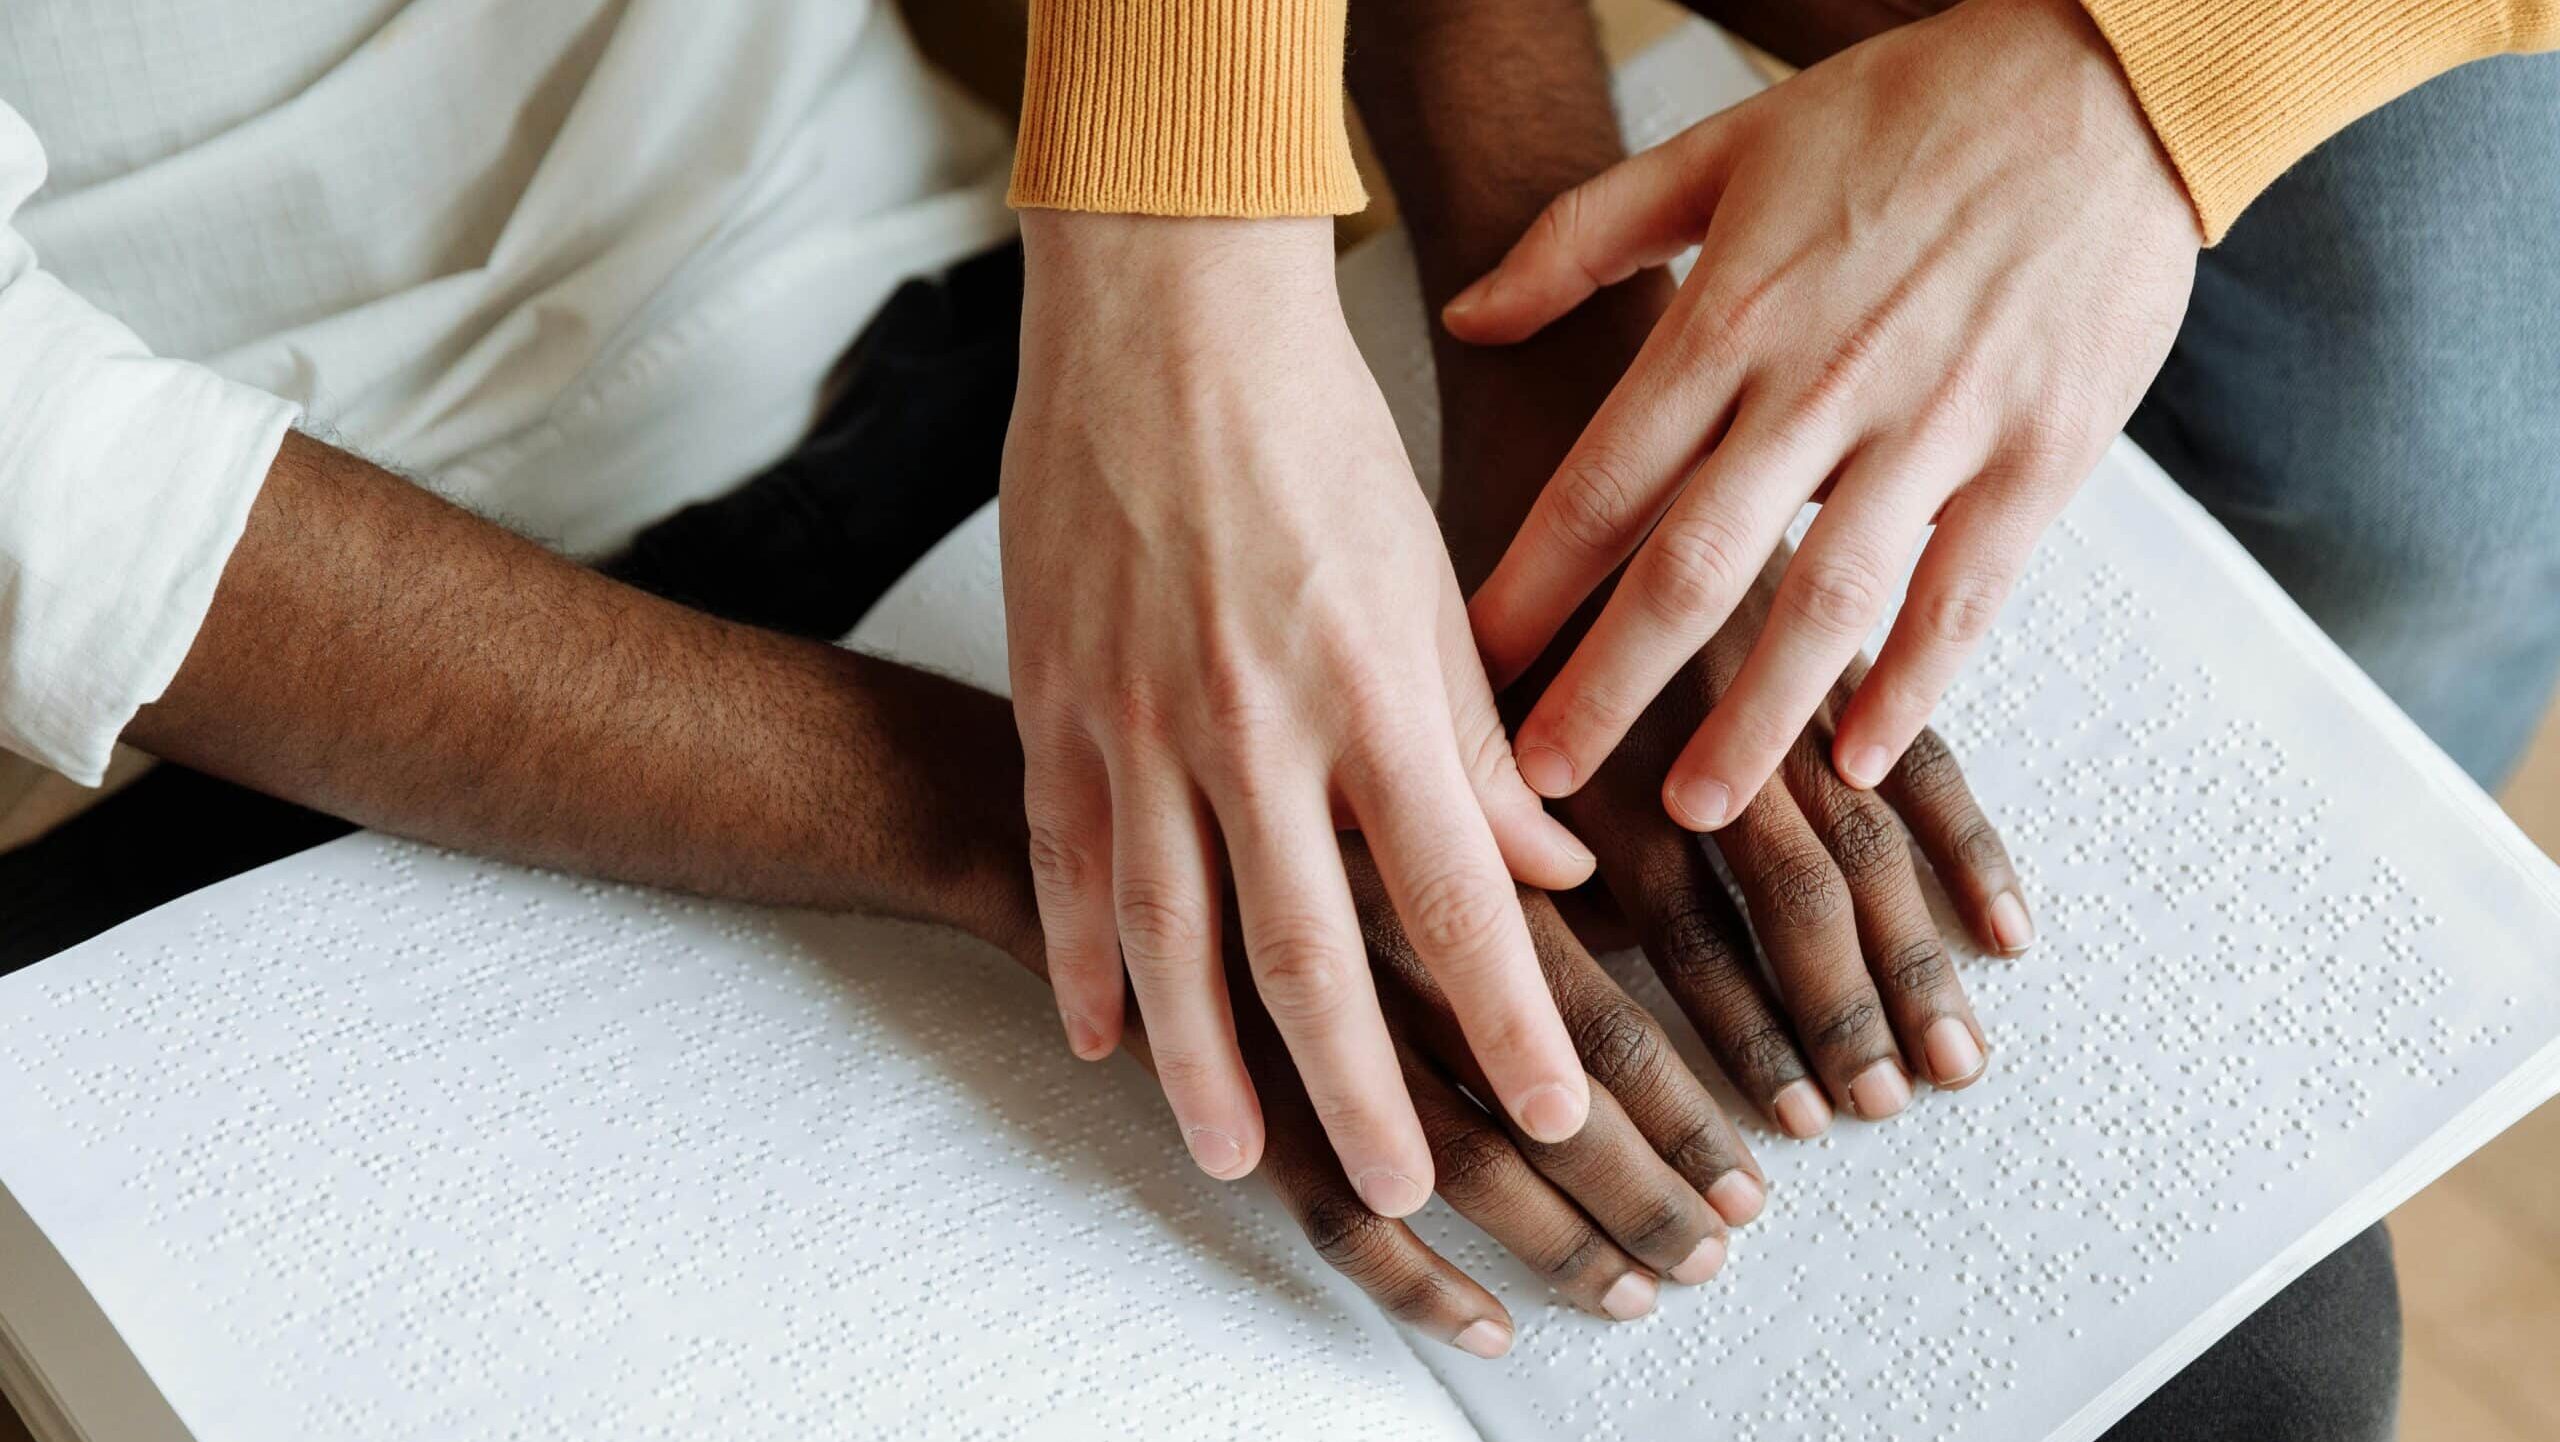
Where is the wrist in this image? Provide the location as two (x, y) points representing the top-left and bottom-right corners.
(1962, 0), (2199, 243)
(795, 655), (1046, 974)
(1019, 211), (1340, 320)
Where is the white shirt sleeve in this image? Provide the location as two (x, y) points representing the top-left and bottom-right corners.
(0, 102), (300, 785)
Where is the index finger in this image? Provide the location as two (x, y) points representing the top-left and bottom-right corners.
(1342, 735), (1590, 1148)
(1464, 284), (1748, 694)
(1507, 408), (1828, 815)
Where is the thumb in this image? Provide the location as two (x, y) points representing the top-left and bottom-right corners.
(1442, 116), (1732, 347)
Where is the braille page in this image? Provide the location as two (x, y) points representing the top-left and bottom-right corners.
(1333, 23), (2560, 1442)
(0, 873), (1474, 1441)
(854, 443), (2560, 1442)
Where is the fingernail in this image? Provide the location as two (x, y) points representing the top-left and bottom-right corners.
(1184, 1126), (1248, 1179)
(1667, 778), (1732, 830)
(1061, 1011), (1106, 1060)
(1989, 891), (2036, 953)
(1517, 746), (1576, 797)
(1848, 1060), (1913, 1120)
(1840, 743), (1890, 790)
(1353, 1167), (1430, 1217)
(1453, 1319), (1513, 1358)
(1669, 1235), (1727, 1285)
(1924, 1016), (1987, 1086)
(1706, 1170), (1766, 1226)
(1445, 277), (1494, 320)
(1516, 1082), (1588, 1144)
(1772, 1080), (1832, 1139)
(1600, 1271), (1659, 1320)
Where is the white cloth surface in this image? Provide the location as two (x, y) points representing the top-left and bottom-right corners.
(0, 0), (1016, 785)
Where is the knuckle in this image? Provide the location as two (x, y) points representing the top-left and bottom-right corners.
(2005, 414), (2081, 472)
(1821, 800), (1907, 881)
(1195, 659), (1287, 749)
(1697, 272), (1780, 357)
(1756, 848), (1849, 930)
(1299, 1189), (1401, 1275)
(1571, 999), (1662, 1091)
(1402, 866), (1513, 969)
(1341, 700), (1431, 771)
(1652, 896), (1743, 980)
(1894, 729), (1965, 797)
(1784, 553), (1887, 636)
(1373, 1269), (1458, 1328)
(1009, 655), (1072, 713)
(1464, 723), (1522, 797)
(1618, 1196), (1698, 1256)
(1726, 707), (1808, 779)
(1799, 318), (1890, 416)
(1430, 1124), (1524, 1201)
(1551, 673), (1644, 753)
(1806, 995), (1886, 1054)
(1539, 187), (1607, 289)
(1730, 1020), (1805, 1085)
(1250, 916), (1356, 1021)
(1537, 1226), (1613, 1286)
(1025, 817), (1090, 896)
(1147, 1044), (1223, 1098)
(1114, 875), (1210, 964)
(1879, 937), (1953, 1000)
(1661, 1116), (1741, 1181)
(1915, 572), (2009, 647)
(1926, 366), (2002, 443)
(1951, 819), (2012, 873)
(1637, 516), (1752, 628)
(1547, 446), (1648, 559)
(1108, 680), (1178, 744)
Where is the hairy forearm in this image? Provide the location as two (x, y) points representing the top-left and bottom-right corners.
(1667, 0), (1952, 70)
(1348, 0), (1624, 306)
(127, 434), (1039, 963)
(1347, 0), (1670, 585)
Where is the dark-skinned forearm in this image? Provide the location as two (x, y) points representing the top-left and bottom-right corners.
(127, 433), (1042, 965)
(1347, 0), (1669, 586)
(1349, 0), (1624, 310)
(1667, 0), (1953, 71)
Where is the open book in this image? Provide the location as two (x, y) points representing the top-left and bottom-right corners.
(5, 23), (2558, 1442)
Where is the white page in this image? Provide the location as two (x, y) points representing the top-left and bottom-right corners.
(0, 869), (1472, 1435)
(1332, 24), (2560, 1442)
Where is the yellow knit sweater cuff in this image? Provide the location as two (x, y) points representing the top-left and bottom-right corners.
(2082, 0), (2559, 242)
(1009, 0), (1369, 218)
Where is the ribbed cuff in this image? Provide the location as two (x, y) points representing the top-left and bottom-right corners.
(2080, 0), (2543, 242)
(1009, 0), (1368, 218)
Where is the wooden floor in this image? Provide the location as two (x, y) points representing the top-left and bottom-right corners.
(2396, 697), (2560, 1441)
(3, 6), (2548, 1439)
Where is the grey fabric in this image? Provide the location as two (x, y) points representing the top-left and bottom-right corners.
(2104, 50), (2560, 1442)
(2131, 53), (2560, 789)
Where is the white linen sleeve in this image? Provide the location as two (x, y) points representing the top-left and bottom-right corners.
(0, 102), (300, 785)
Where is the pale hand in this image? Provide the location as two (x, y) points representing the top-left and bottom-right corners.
(1003, 211), (1599, 1215)
(1446, 0), (2199, 830)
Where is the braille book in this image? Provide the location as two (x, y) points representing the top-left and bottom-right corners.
(5, 23), (2558, 1442)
